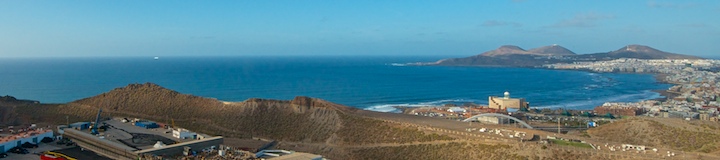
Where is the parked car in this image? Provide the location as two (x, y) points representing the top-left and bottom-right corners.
(0, 153), (8, 158)
(21, 142), (38, 148)
(41, 137), (54, 143)
(8, 147), (29, 154)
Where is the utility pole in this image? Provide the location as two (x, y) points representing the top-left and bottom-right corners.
(66, 116), (69, 125)
(557, 117), (561, 134)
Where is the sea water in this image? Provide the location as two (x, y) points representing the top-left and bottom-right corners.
(0, 56), (671, 112)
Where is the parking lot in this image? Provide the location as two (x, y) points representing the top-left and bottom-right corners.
(2, 139), (72, 160)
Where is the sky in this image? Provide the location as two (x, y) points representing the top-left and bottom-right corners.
(0, 0), (718, 58)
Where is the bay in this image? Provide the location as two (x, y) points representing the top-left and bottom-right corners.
(0, 56), (671, 112)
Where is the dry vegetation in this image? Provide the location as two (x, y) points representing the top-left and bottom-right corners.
(8, 84), (715, 159)
(2, 83), (466, 159)
(336, 112), (454, 145)
(351, 142), (524, 160)
(51, 83), (455, 145)
(588, 117), (720, 153)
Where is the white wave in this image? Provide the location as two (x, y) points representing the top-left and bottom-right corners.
(389, 63), (407, 66)
(417, 99), (477, 105)
(363, 104), (405, 113)
(584, 84), (601, 90)
(364, 99), (484, 113)
(536, 90), (660, 109)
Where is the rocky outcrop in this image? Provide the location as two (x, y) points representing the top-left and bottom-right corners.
(0, 95), (39, 105)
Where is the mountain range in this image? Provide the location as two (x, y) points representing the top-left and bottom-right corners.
(434, 44), (702, 67)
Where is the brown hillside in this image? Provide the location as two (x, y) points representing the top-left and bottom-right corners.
(59, 83), (453, 145)
(527, 44), (576, 55)
(480, 45), (531, 57)
(3, 84), (695, 159)
(605, 45), (702, 59)
(0, 96), (58, 126)
(588, 117), (720, 153)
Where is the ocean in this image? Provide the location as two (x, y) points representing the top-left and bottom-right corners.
(0, 56), (671, 112)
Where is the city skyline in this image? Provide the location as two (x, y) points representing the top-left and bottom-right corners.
(0, 0), (718, 57)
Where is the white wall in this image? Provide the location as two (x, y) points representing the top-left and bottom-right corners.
(0, 131), (53, 153)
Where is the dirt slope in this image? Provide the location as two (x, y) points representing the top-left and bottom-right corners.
(588, 117), (720, 153)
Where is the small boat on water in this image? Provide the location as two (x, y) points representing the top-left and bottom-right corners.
(154, 57), (159, 60)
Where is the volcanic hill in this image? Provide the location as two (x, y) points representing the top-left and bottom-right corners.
(434, 44), (701, 66)
(38, 83), (533, 159)
(526, 44), (576, 56)
(479, 45), (532, 57)
(588, 45), (702, 59)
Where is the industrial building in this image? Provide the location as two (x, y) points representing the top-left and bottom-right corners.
(0, 129), (54, 153)
(60, 118), (224, 160)
(134, 121), (159, 129)
(173, 128), (197, 139)
(489, 92), (529, 110)
(68, 122), (91, 130)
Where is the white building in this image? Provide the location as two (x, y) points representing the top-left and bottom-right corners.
(447, 107), (466, 113)
(172, 128), (197, 139)
(0, 129), (54, 152)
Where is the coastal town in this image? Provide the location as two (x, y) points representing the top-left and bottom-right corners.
(545, 58), (720, 121)
(401, 58), (720, 127)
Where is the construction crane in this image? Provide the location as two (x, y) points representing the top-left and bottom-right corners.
(91, 109), (102, 135)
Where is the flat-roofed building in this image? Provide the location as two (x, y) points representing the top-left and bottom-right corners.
(0, 129), (53, 153)
(489, 92), (529, 110)
(173, 128), (197, 139)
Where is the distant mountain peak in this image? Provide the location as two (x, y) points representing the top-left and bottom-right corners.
(618, 44), (661, 53)
(498, 45), (525, 50)
(608, 44), (700, 59)
(481, 45), (529, 56)
(433, 44), (702, 67)
(480, 44), (576, 57)
(527, 44), (576, 55)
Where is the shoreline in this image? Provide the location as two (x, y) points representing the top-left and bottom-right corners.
(650, 73), (682, 101)
(384, 65), (680, 113)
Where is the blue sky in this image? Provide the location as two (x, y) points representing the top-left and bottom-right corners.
(0, 0), (718, 57)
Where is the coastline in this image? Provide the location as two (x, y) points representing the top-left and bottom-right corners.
(651, 73), (679, 101)
(539, 68), (677, 102)
(380, 65), (676, 113)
